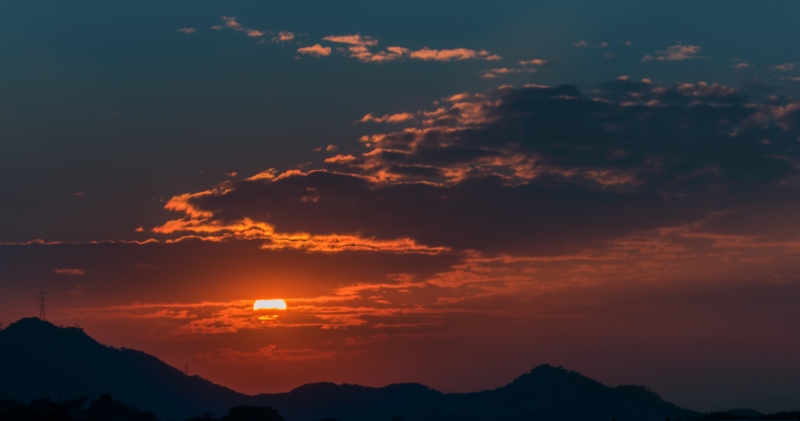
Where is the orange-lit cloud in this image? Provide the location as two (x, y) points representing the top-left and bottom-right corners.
(409, 47), (501, 62)
(220, 16), (242, 30)
(275, 31), (295, 42)
(519, 59), (548, 66)
(297, 44), (331, 57)
(358, 112), (415, 124)
(322, 34), (378, 46)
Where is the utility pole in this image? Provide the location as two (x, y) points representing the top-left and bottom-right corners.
(38, 291), (47, 321)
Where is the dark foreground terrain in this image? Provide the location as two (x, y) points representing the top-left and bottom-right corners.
(1, 318), (797, 421)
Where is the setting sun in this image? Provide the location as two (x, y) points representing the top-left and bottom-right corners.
(253, 299), (287, 311)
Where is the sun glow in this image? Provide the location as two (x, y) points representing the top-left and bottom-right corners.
(253, 299), (287, 311)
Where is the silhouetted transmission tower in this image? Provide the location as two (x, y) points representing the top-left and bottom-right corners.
(38, 291), (47, 321)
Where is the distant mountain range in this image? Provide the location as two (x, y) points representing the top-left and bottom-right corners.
(0, 317), (751, 421)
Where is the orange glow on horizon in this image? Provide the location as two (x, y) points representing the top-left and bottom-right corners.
(253, 299), (287, 311)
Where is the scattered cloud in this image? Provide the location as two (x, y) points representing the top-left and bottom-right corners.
(409, 47), (501, 62)
(314, 34), (500, 63)
(297, 44), (331, 57)
(479, 67), (536, 79)
(519, 59), (548, 66)
(642, 44), (702, 62)
(358, 112), (415, 124)
(312, 144), (340, 152)
(573, 40), (608, 49)
(220, 16), (242, 30)
(275, 31), (295, 42)
(322, 34), (379, 46)
(772, 63), (798, 71)
(177, 28), (196, 34)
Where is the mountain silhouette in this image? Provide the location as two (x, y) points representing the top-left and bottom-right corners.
(0, 318), (704, 421)
(0, 318), (250, 419)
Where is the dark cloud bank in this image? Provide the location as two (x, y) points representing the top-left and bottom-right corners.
(160, 79), (800, 256)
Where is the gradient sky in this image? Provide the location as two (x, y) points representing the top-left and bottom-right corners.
(2, 0), (800, 413)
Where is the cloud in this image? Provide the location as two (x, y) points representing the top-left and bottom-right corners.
(322, 34), (379, 46)
(642, 44), (702, 61)
(202, 345), (336, 362)
(204, 27), (500, 64)
(152, 80), (800, 257)
(312, 144), (340, 153)
(318, 34), (408, 62)
(479, 67), (536, 79)
(772, 63), (798, 71)
(220, 16), (243, 30)
(733, 62), (753, 69)
(343, 45), (408, 63)
(177, 28), (196, 34)
(55, 268), (85, 276)
(317, 35), (501, 63)
(519, 59), (548, 66)
(209, 16), (295, 46)
(358, 112), (415, 124)
(573, 41), (607, 49)
(297, 44), (331, 57)
(275, 31), (295, 42)
(409, 47), (501, 62)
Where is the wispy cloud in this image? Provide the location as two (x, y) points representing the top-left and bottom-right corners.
(322, 34), (378, 46)
(409, 47), (501, 62)
(199, 345), (335, 362)
(573, 40), (608, 48)
(209, 16), (295, 46)
(518, 59), (548, 66)
(220, 16), (242, 30)
(358, 112), (415, 124)
(772, 63), (797, 71)
(479, 67), (536, 79)
(642, 44), (702, 62)
(177, 27), (196, 34)
(55, 268), (85, 276)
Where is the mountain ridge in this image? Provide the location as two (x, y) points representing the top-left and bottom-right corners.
(0, 318), (703, 421)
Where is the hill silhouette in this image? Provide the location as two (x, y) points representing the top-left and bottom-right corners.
(0, 318), (706, 421)
(0, 318), (250, 419)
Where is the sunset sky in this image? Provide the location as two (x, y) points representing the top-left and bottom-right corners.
(2, 0), (800, 413)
